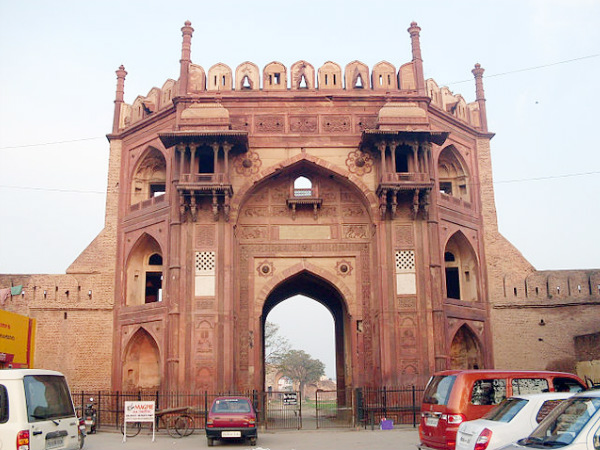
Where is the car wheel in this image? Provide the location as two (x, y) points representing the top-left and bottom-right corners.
(250, 437), (257, 446)
(207, 437), (214, 447)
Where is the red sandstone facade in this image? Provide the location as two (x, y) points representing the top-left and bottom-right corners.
(3, 21), (598, 393)
(106, 21), (494, 393)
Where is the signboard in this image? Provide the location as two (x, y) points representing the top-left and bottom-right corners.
(0, 310), (35, 367)
(283, 392), (298, 406)
(123, 401), (156, 442)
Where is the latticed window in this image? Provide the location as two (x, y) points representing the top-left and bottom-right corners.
(293, 176), (313, 197)
(396, 250), (416, 295)
(195, 251), (215, 296)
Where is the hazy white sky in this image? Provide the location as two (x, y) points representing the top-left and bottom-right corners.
(1, 0), (599, 378)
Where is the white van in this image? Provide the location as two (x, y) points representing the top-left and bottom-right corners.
(0, 369), (79, 450)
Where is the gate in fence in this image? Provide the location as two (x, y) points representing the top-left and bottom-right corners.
(315, 389), (354, 429)
(264, 390), (302, 430)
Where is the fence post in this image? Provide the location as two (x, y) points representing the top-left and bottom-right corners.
(115, 391), (120, 430)
(412, 384), (417, 428)
(97, 391), (101, 430)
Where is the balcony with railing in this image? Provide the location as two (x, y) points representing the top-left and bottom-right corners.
(378, 172), (433, 191)
(176, 173), (232, 196)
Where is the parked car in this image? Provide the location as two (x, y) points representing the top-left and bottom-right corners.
(205, 396), (257, 447)
(0, 369), (80, 450)
(456, 392), (573, 450)
(419, 370), (586, 450)
(498, 390), (600, 450)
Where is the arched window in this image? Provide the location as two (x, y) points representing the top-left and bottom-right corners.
(438, 146), (470, 203)
(293, 176), (313, 197)
(444, 234), (478, 302)
(130, 148), (167, 206)
(126, 235), (164, 306)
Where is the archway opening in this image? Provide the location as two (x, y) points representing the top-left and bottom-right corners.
(122, 328), (161, 390)
(450, 325), (483, 370)
(261, 271), (350, 405)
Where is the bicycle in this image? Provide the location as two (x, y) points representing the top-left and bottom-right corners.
(120, 407), (195, 438)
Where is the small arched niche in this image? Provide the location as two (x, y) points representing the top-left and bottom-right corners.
(130, 147), (167, 207)
(450, 325), (483, 370)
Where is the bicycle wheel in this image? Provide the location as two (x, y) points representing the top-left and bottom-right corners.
(120, 421), (141, 437)
(173, 414), (194, 437)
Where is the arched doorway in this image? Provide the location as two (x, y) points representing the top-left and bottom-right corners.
(449, 325), (483, 370)
(122, 328), (161, 390)
(261, 271), (351, 403)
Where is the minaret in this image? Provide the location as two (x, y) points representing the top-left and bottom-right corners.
(408, 21), (426, 95)
(112, 65), (127, 134)
(178, 20), (194, 96)
(472, 63), (488, 132)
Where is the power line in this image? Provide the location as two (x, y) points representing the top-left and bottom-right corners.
(495, 170), (600, 184)
(0, 137), (105, 150)
(445, 53), (600, 85)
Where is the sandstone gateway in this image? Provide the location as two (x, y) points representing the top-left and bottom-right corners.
(2, 22), (599, 392)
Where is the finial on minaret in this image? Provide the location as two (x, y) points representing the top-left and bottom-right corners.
(178, 20), (194, 96)
(471, 63), (488, 132)
(407, 22), (425, 94)
(112, 65), (128, 134)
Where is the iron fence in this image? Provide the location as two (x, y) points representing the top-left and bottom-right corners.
(75, 385), (424, 432)
(356, 386), (425, 428)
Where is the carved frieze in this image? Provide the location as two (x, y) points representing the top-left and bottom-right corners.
(243, 207), (269, 218)
(341, 206), (365, 218)
(256, 260), (275, 277)
(343, 224), (368, 239)
(238, 226), (268, 241)
(255, 115), (285, 132)
(322, 115), (351, 133)
(289, 115), (318, 133)
(356, 116), (378, 132)
(230, 115), (251, 131)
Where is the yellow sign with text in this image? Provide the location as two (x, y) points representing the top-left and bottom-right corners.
(0, 310), (35, 366)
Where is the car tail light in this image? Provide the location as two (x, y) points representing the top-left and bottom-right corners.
(17, 429), (29, 450)
(444, 413), (465, 424)
(206, 419), (213, 428)
(474, 428), (492, 450)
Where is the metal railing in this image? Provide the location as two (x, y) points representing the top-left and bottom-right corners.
(75, 386), (424, 431)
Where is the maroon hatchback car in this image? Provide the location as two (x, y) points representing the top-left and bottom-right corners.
(206, 396), (258, 446)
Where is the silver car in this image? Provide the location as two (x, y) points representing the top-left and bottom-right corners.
(498, 390), (600, 450)
(456, 392), (573, 450)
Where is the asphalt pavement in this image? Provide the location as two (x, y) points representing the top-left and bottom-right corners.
(83, 426), (420, 450)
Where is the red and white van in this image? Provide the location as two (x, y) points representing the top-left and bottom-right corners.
(418, 370), (586, 450)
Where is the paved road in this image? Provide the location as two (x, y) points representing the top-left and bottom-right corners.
(83, 427), (420, 450)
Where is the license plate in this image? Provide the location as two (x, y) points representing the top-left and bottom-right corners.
(425, 416), (439, 427)
(46, 437), (64, 449)
(222, 431), (241, 438)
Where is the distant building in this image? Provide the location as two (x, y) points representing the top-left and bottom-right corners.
(1, 21), (598, 392)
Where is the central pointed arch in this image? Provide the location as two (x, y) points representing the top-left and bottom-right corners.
(260, 268), (352, 404)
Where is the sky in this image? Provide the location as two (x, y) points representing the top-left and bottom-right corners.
(1, 0), (599, 379)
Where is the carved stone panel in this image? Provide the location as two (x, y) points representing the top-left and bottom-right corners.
(289, 115), (318, 133)
(255, 115), (285, 133)
(322, 115), (351, 133)
(195, 225), (216, 248)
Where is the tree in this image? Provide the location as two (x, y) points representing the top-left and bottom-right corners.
(264, 321), (291, 365)
(276, 349), (325, 396)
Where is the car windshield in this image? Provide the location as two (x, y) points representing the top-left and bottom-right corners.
(212, 398), (251, 413)
(520, 396), (600, 448)
(483, 397), (528, 423)
(422, 375), (456, 405)
(24, 375), (75, 422)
